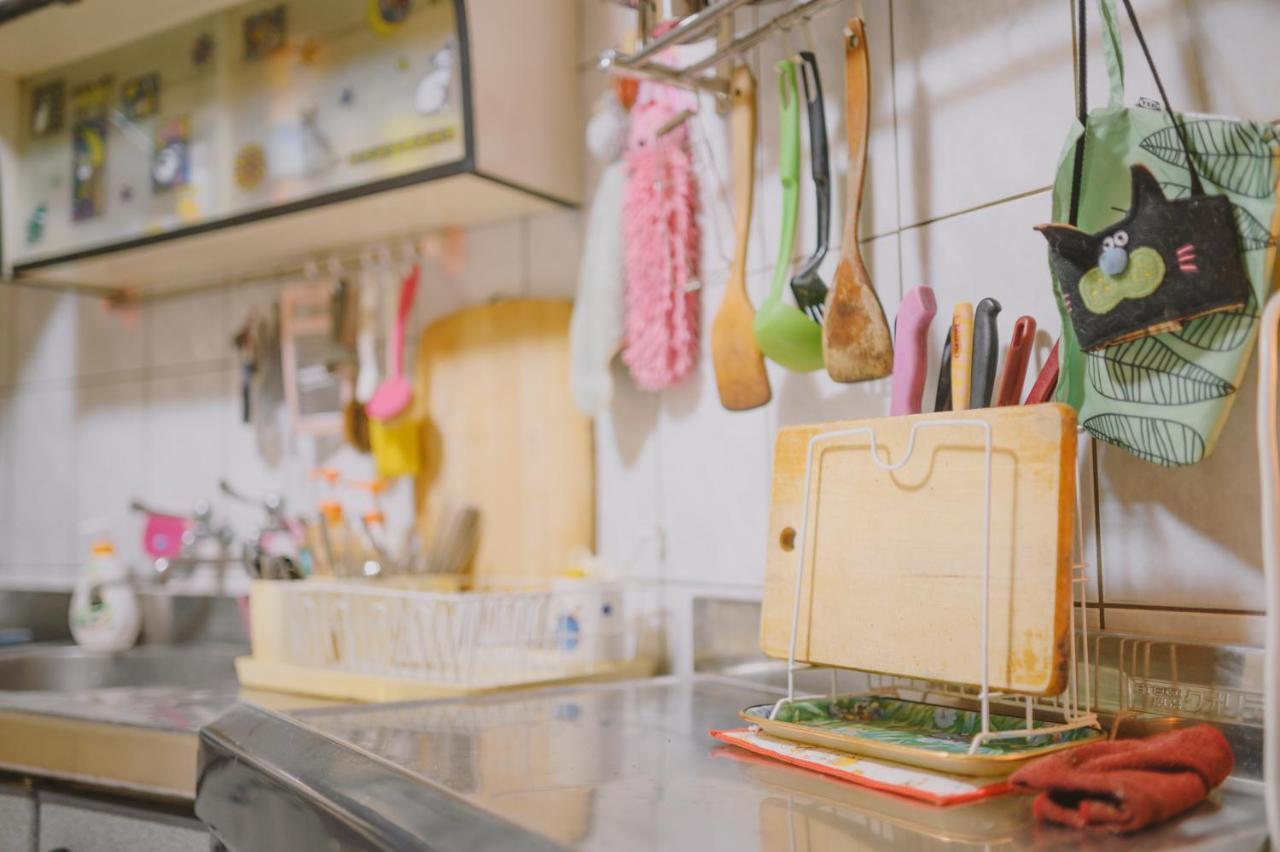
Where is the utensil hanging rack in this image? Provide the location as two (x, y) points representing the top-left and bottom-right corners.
(11, 229), (445, 304)
(596, 0), (848, 98)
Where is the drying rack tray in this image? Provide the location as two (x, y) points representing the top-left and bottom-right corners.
(242, 577), (648, 702)
(740, 692), (1103, 777)
(236, 655), (656, 703)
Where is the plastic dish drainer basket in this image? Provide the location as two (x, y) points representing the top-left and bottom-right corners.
(236, 578), (646, 702)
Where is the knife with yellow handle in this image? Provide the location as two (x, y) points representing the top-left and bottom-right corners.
(949, 302), (974, 412)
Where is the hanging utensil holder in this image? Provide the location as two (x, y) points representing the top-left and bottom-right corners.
(596, 0), (847, 99)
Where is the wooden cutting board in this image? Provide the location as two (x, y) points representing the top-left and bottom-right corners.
(760, 404), (1077, 695)
(413, 299), (593, 583)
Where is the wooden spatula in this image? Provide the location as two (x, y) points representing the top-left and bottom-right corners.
(823, 18), (893, 383)
(711, 66), (771, 410)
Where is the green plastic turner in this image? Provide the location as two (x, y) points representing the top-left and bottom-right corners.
(753, 59), (824, 373)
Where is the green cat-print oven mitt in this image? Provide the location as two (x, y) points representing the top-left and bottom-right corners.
(1041, 164), (1252, 351)
(1049, 0), (1280, 466)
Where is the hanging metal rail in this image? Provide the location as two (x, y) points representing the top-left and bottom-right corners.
(596, 0), (847, 98)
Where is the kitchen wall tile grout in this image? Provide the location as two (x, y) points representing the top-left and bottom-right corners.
(521, 217), (532, 297)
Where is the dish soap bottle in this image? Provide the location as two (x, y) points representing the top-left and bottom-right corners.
(69, 526), (141, 652)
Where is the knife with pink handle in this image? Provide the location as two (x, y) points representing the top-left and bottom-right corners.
(890, 286), (937, 416)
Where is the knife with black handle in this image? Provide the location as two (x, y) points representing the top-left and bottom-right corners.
(933, 327), (953, 412)
(969, 297), (1002, 409)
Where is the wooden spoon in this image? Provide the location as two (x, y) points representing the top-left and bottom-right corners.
(711, 66), (771, 410)
(823, 18), (893, 383)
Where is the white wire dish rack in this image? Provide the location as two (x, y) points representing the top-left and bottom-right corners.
(236, 578), (651, 702)
(757, 412), (1101, 770)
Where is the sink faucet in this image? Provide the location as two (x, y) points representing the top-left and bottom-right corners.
(149, 500), (236, 585)
(220, 480), (304, 580)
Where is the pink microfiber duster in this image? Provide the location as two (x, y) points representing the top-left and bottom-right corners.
(622, 78), (700, 391)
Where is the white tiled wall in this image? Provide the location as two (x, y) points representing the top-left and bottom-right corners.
(0, 0), (1276, 665)
(583, 0), (1279, 662)
(0, 215), (571, 588)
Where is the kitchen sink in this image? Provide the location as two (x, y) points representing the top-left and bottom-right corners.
(0, 643), (243, 692)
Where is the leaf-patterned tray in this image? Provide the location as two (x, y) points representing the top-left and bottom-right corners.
(742, 695), (1103, 776)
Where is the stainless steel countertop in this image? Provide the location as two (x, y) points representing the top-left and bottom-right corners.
(196, 674), (1270, 851)
(0, 643), (244, 732)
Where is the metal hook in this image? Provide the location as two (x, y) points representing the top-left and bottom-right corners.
(802, 18), (818, 56)
(400, 239), (418, 269)
(656, 107), (698, 137)
(782, 22), (800, 62)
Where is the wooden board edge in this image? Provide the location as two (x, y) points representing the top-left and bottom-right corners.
(1035, 402), (1079, 696)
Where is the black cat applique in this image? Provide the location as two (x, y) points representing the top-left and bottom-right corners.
(1038, 164), (1250, 351)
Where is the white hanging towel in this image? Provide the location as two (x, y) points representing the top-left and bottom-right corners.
(570, 159), (628, 415)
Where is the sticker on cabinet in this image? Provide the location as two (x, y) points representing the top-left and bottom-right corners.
(415, 41), (454, 116)
(72, 118), (108, 221)
(121, 73), (160, 122)
(29, 79), (64, 138)
(71, 76), (112, 119)
(235, 144), (267, 190)
(192, 33), (215, 67)
(26, 204), (46, 245)
(152, 116), (190, 192)
(368, 0), (410, 34)
(348, 127), (456, 165)
(244, 5), (286, 61)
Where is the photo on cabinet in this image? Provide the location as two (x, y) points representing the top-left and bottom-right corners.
(28, 78), (64, 138)
(244, 4), (286, 61)
(120, 72), (160, 122)
(152, 115), (191, 193)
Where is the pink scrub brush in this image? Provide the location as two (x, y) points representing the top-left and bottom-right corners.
(621, 78), (701, 391)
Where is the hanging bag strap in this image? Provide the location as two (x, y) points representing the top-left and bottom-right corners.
(1066, 0), (1089, 226)
(1084, 0), (1206, 196)
(1113, 0), (1204, 194)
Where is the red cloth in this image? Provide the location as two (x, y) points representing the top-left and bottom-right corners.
(1009, 724), (1233, 834)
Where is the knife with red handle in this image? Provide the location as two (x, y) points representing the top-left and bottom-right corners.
(1024, 339), (1060, 405)
(995, 316), (1036, 406)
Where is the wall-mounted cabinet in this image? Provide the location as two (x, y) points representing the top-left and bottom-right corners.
(0, 0), (579, 295)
